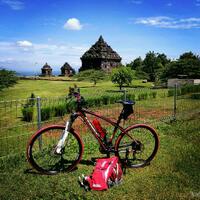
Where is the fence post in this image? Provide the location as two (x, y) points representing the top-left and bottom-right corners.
(173, 84), (177, 120)
(36, 96), (42, 150)
(123, 89), (127, 101)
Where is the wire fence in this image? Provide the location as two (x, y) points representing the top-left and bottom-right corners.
(0, 86), (199, 158)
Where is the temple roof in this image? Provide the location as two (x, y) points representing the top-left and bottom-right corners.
(81, 36), (121, 60)
(42, 63), (52, 69)
(61, 62), (73, 70)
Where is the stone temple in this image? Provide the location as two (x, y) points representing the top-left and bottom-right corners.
(41, 63), (52, 76)
(79, 36), (121, 72)
(60, 62), (75, 76)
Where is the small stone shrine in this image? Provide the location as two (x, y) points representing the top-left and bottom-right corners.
(41, 63), (52, 76)
(60, 62), (75, 76)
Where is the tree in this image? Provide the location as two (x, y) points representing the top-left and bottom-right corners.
(111, 66), (133, 90)
(161, 51), (200, 80)
(76, 69), (105, 86)
(179, 51), (199, 60)
(142, 51), (170, 82)
(157, 53), (171, 66)
(143, 51), (159, 82)
(0, 69), (18, 91)
(161, 59), (200, 80)
(126, 57), (143, 70)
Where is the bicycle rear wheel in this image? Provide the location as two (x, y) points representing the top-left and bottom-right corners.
(115, 124), (159, 168)
(27, 125), (83, 174)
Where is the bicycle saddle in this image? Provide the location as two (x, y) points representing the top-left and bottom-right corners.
(116, 100), (135, 105)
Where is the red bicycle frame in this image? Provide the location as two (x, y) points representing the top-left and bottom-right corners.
(73, 107), (126, 153)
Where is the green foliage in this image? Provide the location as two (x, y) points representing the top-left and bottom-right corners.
(168, 84), (200, 97)
(0, 69), (18, 90)
(127, 52), (170, 82)
(179, 51), (199, 60)
(21, 105), (34, 122)
(127, 57), (143, 70)
(191, 93), (200, 99)
(21, 93), (36, 122)
(111, 66), (133, 89)
(135, 69), (149, 80)
(28, 93), (36, 106)
(149, 91), (157, 98)
(53, 103), (67, 117)
(162, 52), (200, 80)
(41, 107), (52, 121)
(181, 84), (200, 95)
(138, 93), (148, 100)
(142, 51), (169, 82)
(76, 69), (106, 85)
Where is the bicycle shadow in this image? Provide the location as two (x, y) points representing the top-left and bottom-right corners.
(24, 157), (107, 175)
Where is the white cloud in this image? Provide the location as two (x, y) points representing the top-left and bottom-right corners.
(1, 0), (24, 10)
(0, 41), (89, 71)
(63, 18), (83, 30)
(134, 16), (200, 29)
(16, 40), (33, 47)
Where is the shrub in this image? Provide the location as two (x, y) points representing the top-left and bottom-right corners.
(138, 93), (148, 101)
(101, 95), (110, 105)
(191, 93), (200, 99)
(53, 103), (67, 117)
(149, 91), (157, 98)
(41, 107), (52, 121)
(28, 93), (36, 106)
(168, 89), (174, 97)
(21, 93), (36, 122)
(168, 88), (181, 97)
(21, 106), (34, 122)
(67, 98), (82, 113)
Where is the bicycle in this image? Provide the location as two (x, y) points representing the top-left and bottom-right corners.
(26, 92), (159, 175)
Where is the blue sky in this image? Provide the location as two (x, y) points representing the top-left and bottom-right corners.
(0, 0), (200, 73)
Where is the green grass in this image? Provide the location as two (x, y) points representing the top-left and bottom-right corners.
(0, 79), (153, 100)
(0, 79), (200, 199)
(0, 117), (199, 200)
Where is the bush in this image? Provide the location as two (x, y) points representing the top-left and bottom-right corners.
(181, 84), (200, 95)
(138, 93), (148, 101)
(21, 93), (36, 122)
(191, 93), (200, 99)
(101, 95), (110, 105)
(28, 93), (36, 106)
(41, 107), (52, 121)
(0, 69), (18, 90)
(168, 88), (181, 97)
(149, 91), (157, 99)
(169, 85), (200, 97)
(21, 106), (34, 122)
(53, 103), (67, 117)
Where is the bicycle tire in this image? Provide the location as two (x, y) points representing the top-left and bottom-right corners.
(26, 125), (83, 175)
(115, 124), (159, 168)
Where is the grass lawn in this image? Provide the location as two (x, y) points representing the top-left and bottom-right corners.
(0, 79), (153, 100)
(0, 116), (199, 200)
(0, 79), (199, 199)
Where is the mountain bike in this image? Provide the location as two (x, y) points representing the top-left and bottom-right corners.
(26, 92), (159, 175)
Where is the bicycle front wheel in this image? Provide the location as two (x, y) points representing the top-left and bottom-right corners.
(115, 124), (159, 168)
(27, 125), (83, 175)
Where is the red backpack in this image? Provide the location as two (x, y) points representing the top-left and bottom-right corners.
(79, 156), (123, 191)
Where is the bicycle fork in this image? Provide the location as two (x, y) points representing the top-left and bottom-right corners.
(54, 113), (77, 154)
